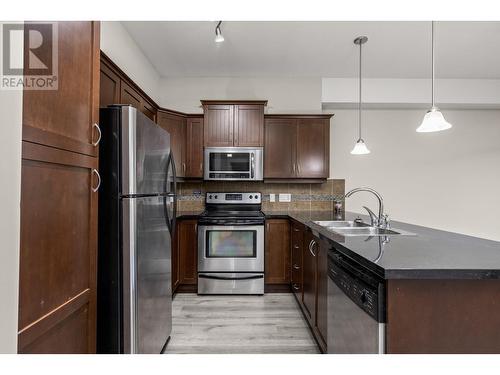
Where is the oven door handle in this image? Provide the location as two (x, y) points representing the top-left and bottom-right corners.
(198, 220), (264, 226)
(198, 274), (264, 281)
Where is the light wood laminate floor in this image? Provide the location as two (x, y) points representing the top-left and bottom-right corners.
(165, 293), (320, 354)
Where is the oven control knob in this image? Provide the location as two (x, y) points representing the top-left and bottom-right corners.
(209, 195), (213, 199)
(214, 195), (218, 199)
(249, 195), (253, 199)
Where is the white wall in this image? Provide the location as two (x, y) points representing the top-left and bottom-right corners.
(100, 22), (161, 102)
(158, 77), (322, 113)
(331, 109), (500, 241)
(0, 22), (22, 353)
(322, 78), (500, 108)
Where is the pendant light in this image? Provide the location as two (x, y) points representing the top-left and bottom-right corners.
(351, 36), (370, 155)
(214, 21), (224, 43)
(416, 21), (452, 133)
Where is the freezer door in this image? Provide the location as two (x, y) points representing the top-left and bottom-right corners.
(121, 106), (171, 195)
(122, 196), (172, 354)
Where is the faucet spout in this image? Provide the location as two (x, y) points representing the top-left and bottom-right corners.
(344, 187), (386, 227)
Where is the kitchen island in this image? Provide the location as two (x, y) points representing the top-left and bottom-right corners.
(265, 210), (500, 354)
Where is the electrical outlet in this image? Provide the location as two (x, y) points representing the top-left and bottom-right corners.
(269, 194), (276, 202)
(279, 193), (291, 202)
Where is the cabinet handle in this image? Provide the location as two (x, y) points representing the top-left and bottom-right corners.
(91, 169), (101, 192)
(183, 163), (186, 173)
(293, 264), (300, 270)
(308, 239), (316, 257)
(292, 283), (300, 291)
(296, 163), (301, 175)
(92, 123), (101, 146)
(293, 228), (300, 232)
(293, 244), (300, 249)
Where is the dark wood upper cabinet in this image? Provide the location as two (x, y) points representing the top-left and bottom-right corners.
(185, 116), (204, 178)
(296, 118), (330, 179)
(157, 111), (186, 177)
(203, 104), (234, 147)
(234, 104), (264, 146)
(141, 100), (157, 122)
(264, 115), (331, 180)
(178, 220), (198, 285)
(100, 53), (157, 122)
(99, 60), (120, 108)
(265, 219), (291, 285)
(120, 81), (142, 109)
(23, 22), (100, 158)
(202, 101), (266, 147)
(264, 118), (296, 178)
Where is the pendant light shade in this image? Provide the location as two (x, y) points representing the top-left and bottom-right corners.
(351, 139), (371, 155)
(417, 106), (452, 132)
(351, 36), (370, 155)
(417, 21), (452, 133)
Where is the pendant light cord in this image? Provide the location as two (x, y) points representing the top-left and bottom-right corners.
(431, 21), (435, 108)
(358, 39), (362, 140)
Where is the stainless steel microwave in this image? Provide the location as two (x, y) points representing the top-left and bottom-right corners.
(204, 147), (263, 181)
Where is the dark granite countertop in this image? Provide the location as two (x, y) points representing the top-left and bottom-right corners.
(175, 208), (500, 280)
(176, 210), (204, 219)
(265, 210), (500, 280)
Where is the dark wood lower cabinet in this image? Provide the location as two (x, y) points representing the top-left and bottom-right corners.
(173, 219), (198, 293)
(291, 223), (304, 297)
(302, 230), (317, 322)
(316, 238), (329, 350)
(293, 224), (327, 353)
(19, 142), (98, 353)
(178, 220), (198, 285)
(386, 279), (500, 354)
(265, 219), (291, 286)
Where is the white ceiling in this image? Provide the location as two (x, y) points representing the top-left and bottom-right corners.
(122, 21), (500, 79)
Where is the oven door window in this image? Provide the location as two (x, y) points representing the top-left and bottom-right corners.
(206, 230), (256, 258)
(209, 153), (250, 172)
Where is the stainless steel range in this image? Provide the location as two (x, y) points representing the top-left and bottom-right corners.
(197, 192), (265, 295)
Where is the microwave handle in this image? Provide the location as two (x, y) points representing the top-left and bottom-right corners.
(251, 153), (255, 179)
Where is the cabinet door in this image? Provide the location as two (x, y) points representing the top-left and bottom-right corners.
(141, 100), (157, 122)
(302, 230), (317, 323)
(296, 119), (330, 179)
(23, 21), (100, 157)
(157, 111), (186, 177)
(120, 81), (142, 109)
(99, 60), (120, 108)
(203, 105), (234, 147)
(290, 223), (304, 296)
(186, 117), (204, 178)
(178, 220), (198, 285)
(234, 104), (264, 147)
(265, 219), (291, 284)
(264, 118), (297, 178)
(316, 238), (329, 349)
(19, 142), (98, 353)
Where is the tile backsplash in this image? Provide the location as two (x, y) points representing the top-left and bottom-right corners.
(177, 179), (345, 212)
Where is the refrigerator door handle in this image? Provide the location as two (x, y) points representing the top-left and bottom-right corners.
(164, 151), (177, 236)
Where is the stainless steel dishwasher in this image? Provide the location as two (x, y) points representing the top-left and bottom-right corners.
(327, 250), (386, 354)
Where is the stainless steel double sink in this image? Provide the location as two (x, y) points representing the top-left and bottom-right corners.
(313, 220), (415, 237)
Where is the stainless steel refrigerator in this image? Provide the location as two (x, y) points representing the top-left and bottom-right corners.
(97, 105), (176, 354)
